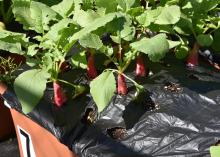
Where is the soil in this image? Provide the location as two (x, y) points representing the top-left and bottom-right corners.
(82, 108), (97, 125)
(107, 127), (127, 140)
(164, 82), (183, 93)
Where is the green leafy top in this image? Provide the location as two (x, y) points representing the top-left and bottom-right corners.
(1, 0), (219, 114)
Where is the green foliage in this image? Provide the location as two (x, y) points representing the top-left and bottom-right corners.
(69, 13), (117, 41)
(1, 0), (220, 114)
(79, 33), (103, 49)
(44, 18), (72, 43)
(155, 5), (181, 25)
(210, 146), (220, 157)
(71, 51), (87, 69)
(51, 0), (74, 17)
(175, 45), (189, 59)
(0, 30), (29, 54)
(90, 71), (116, 112)
(12, 0), (61, 33)
(197, 34), (213, 47)
(95, 0), (117, 13)
(73, 9), (103, 27)
(167, 40), (181, 49)
(131, 34), (169, 62)
(14, 69), (50, 114)
(137, 5), (181, 26)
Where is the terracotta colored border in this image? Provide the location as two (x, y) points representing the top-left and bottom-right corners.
(10, 109), (78, 157)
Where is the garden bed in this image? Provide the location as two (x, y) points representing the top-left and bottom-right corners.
(0, 0), (220, 157)
(2, 55), (220, 157)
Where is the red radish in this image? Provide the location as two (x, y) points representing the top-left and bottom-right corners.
(87, 53), (97, 79)
(53, 81), (67, 107)
(135, 55), (146, 77)
(117, 73), (127, 95)
(186, 43), (199, 67)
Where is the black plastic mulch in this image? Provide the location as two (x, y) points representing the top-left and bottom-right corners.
(0, 138), (20, 157)
(2, 53), (220, 157)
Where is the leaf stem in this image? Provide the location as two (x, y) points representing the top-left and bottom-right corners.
(0, 1), (6, 22)
(5, 6), (12, 24)
(57, 79), (77, 88)
(121, 50), (137, 72)
(105, 68), (143, 90)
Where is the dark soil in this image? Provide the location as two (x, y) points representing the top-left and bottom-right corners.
(107, 127), (127, 140)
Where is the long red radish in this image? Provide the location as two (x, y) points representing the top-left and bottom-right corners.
(135, 55), (146, 77)
(117, 73), (127, 95)
(53, 81), (67, 107)
(87, 53), (97, 79)
(186, 43), (199, 67)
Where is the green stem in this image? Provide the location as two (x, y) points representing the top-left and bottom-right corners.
(106, 55), (121, 70)
(191, 28), (197, 39)
(121, 58), (132, 73)
(176, 34), (184, 43)
(58, 59), (64, 72)
(5, 6), (12, 24)
(121, 50), (137, 72)
(55, 61), (59, 79)
(118, 43), (123, 70)
(105, 68), (143, 90)
(55, 79), (86, 99)
(57, 79), (77, 88)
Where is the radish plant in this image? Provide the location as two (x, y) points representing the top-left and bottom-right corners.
(171, 0), (220, 66)
(69, 0), (182, 112)
(0, 0), (86, 113)
(0, 0), (218, 115)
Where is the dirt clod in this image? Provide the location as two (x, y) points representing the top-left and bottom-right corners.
(164, 82), (183, 93)
(107, 127), (127, 140)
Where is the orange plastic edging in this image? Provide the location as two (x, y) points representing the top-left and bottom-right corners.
(10, 109), (78, 157)
(0, 98), (14, 140)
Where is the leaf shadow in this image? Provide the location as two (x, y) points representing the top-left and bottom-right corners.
(122, 90), (156, 130)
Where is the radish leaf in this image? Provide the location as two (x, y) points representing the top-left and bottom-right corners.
(197, 34), (213, 47)
(14, 69), (50, 114)
(167, 40), (181, 49)
(155, 5), (181, 25)
(175, 45), (189, 59)
(71, 51), (87, 69)
(51, 0), (74, 17)
(69, 13), (117, 41)
(131, 34), (169, 62)
(0, 30), (29, 55)
(12, 0), (60, 33)
(90, 71), (116, 112)
(79, 33), (103, 49)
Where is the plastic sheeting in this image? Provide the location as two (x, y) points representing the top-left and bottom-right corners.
(2, 53), (220, 157)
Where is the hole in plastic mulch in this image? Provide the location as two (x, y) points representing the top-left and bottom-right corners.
(107, 127), (127, 140)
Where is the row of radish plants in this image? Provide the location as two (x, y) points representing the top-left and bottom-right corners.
(0, 0), (220, 114)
